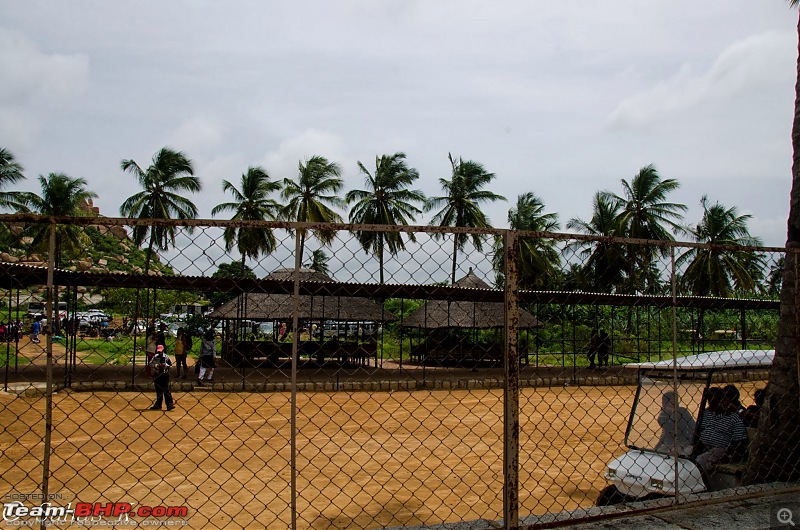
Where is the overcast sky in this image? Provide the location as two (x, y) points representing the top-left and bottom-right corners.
(1, 1), (797, 248)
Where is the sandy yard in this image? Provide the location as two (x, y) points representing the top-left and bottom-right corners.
(0, 383), (642, 530)
(0, 339), (767, 529)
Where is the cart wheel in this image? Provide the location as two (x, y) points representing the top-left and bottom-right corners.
(596, 485), (626, 506)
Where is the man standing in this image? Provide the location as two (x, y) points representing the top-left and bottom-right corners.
(597, 329), (611, 367)
(150, 344), (175, 411)
(31, 317), (41, 344)
(156, 322), (168, 349)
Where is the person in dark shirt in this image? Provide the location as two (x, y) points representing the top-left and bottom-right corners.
(149, 345), (175, 411)
(741, 388), (766, 428)
(693, 386), (748, 474)
(597, 329), (611, 367)
(155, 322), (168, 349)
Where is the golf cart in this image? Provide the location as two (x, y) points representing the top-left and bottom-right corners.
(597, 349), (773, 505)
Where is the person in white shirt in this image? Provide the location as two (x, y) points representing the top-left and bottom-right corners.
(197, 329), (216, 385)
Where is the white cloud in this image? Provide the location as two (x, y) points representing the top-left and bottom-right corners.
(0, 28), (88, 145)
(0, 1), (794, 249)
(165, 116), (223, 154)
(262, 129), (351, 181)
(607, 31), (795, 130)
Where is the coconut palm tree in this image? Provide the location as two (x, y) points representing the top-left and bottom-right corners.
(565, 192), (627, 293)
(24, 173), (98, 268)
(280, 156), (344, 263)
(427, 153), (506, 284)
(0, 147), (30, 212)
(493, 192), (560, 289)
(211, 166), (281, 272)
(0, 147), (32, 248)
(304, 249), (331, 276)
(346, 152), (426, 284)
(604, 164), (686, 294)
(678, 196), (763, 297)
(119, 147), (201, 275)
(765, 255), (784, 297)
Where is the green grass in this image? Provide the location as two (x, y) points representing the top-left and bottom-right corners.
(0, 352), (31, 368)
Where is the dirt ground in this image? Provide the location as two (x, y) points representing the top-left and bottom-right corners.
(0, 339), (767, 530)
(1, 386), (631, 529)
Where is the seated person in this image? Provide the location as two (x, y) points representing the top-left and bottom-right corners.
(723, 384), (745, 415)
(741, 388), (766, 428)
(693, 386), (749, 475)
(656, 390), (696, 455)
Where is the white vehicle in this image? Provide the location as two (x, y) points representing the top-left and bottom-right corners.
(597, 349), (773, 505)
(26, 301), (68, 319)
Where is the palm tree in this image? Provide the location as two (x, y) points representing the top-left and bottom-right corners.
(678, 196), (764, 297)
(0, 147), (29, 212)
(765, 255), (784, 296)
(211, 166), (281, 272)
(566, 192), (627, 293)
(346, 153), (426, 284)
(119, 147), (201, 274)
(280, 156), (345, 263)
(0, 147), (31, 248)
(24, 173), (98, 268)
(427, 153), (506, 284)
(494, 192), (560, 289)
(304, 249), (331, 276)
(604, 164), (686, 293)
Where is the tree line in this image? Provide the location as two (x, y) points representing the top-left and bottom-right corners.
(0, 146), (781, 298)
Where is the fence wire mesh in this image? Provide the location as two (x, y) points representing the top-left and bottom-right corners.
(0, 216), (795, 529)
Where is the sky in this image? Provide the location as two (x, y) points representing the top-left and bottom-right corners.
(1, 1), (797, 249)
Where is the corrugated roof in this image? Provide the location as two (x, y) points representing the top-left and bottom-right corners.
(0, 262), (780, 311)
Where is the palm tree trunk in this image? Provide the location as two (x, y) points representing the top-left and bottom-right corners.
(451, 236), (458, 285)
(143, 234), (155, 325)
(144, 235), (155, 276)
(378, 234), (385, 285)
(743, 9), (800, 484)
(299, 231), (306, 268)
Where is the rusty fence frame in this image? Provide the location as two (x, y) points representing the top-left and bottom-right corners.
(0, 214), (792, 529)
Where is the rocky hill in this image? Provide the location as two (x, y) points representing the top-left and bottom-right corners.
(1, 199), (172, 277)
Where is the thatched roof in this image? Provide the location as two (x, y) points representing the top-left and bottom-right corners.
(262, 267), (335, 284)
(400, 270), (541, 329)
(208, 268), (396, 322)
(452, 269), (492, 290)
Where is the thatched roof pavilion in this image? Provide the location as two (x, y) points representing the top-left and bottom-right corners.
(400, 270), (540, 329)
(208, 268), (396, 322)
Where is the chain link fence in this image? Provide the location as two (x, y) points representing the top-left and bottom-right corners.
(0, 215), (794, 529)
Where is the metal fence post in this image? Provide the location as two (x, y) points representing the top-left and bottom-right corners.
(290, 228), (302, 530)
(670, 246), (680, 505)
(41, 220), (56, 517)
(503, 229), (520, 528)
